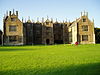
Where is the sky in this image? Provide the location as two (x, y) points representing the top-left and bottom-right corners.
(0, 0), (100, 31)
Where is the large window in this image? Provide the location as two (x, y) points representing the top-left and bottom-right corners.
(82, 35), (88, 41)
(69, 32), (72, 42)
(9, 36), (17, 42)
(46, 27), (50, 30)
(82, 25), (88, 31)
(9, 25), (17, 32)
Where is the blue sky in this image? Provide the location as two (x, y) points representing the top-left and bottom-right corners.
(0, 0), (100, 30)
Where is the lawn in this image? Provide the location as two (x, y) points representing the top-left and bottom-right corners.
(0, 44), (100, 75)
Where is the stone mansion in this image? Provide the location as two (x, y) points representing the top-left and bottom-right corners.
(3, 10), (95, 45)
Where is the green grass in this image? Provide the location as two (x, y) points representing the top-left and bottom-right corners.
(0, 44), (100, 75)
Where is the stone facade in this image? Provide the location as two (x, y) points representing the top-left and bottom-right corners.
(3, 10), (95, 45)
(42, 18), (54, 44)
(3, 10), (23, 45)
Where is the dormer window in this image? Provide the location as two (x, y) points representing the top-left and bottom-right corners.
(11, 18), (16, 21)
(46, 22), (49, 25)
(82, 18), (86, 22)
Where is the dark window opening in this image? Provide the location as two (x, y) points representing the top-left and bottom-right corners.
(82, 35), (88, 41)
(11, 18), (16, 21)
(54, 40), (63, 44)
(83, 18), (86, 22)
(46, 27), (50, 30)
(9, 25), (17, 32)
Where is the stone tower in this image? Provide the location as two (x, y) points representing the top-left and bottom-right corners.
(78, 11), (95, 44)
(42, 17), (54, 44)
(53, 20), (63, 44)
(33, 18), (42, 44)
(3, 10), (23, 45)
(23, 18), (34, 45)
(63, 21), (69, 44)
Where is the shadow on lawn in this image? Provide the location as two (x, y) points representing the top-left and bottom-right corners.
(0, 63), (100, 75)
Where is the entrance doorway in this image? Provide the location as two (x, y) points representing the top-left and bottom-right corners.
(46, 39), (50, 44)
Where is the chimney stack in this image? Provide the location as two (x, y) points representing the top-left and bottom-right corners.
(16, 11), (18, 16)
(9, 11), (11, 16)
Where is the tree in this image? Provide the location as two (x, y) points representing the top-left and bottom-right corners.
(95, 28), (100, 43)
(0, 30), (2, 45)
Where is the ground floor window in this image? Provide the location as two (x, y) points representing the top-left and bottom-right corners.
(82, 25), (88, 31)
(82, 35), (88, 41)
(18, 36), (22, 42)
(9, 36), (17, 42)
(69, 32), (72, 42)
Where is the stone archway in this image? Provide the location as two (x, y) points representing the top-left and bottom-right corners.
(46, 39), (50, 45)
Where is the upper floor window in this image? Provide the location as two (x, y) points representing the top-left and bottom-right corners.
(36, 31), (41, 34)
(82, 18), (86, 22)
(46, 27), (50, 30)
(82, 35), (88, 41)
(11, 18), (16, 21)
(9, 25), (17, 32)
(82, 25), (88, 31)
